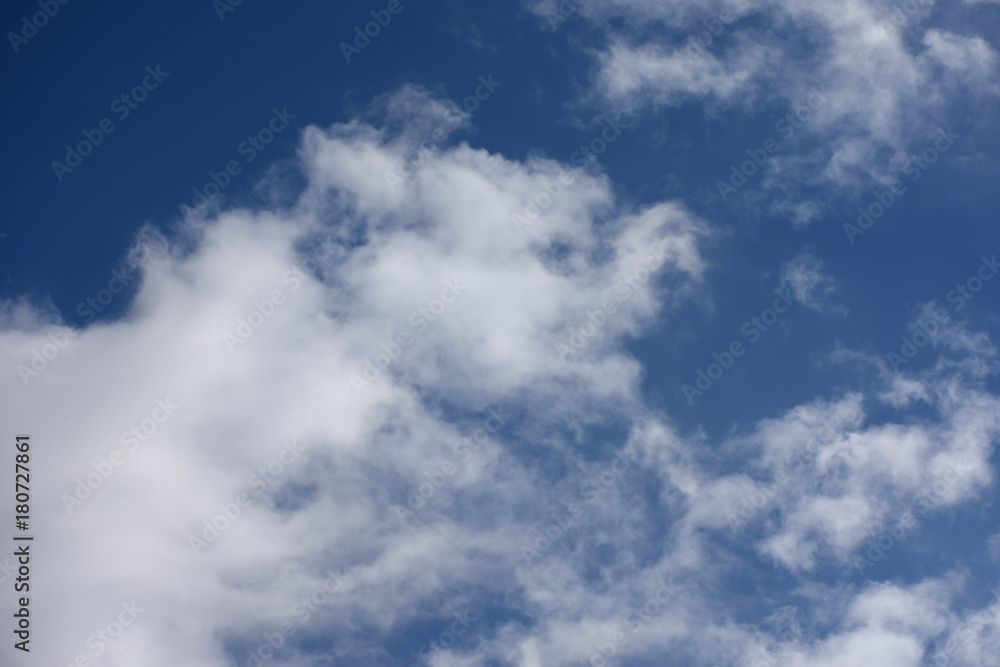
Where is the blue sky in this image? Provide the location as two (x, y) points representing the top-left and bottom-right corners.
(3, 1), (1000, 666)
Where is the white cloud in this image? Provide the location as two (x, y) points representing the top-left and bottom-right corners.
(779, 253), (845, 313)
(0, 87), (711, 667)
(3, 85), (1000, 667)
(529, 0), (999, 215)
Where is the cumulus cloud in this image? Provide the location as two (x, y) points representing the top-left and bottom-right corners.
(0, 86), (711, 667)
(528, 0), (998, 219)
(3, 86), (1000, 666)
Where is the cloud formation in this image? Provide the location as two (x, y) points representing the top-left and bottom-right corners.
(531, 0), (999, 221)
(2, 72), (999, 667)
